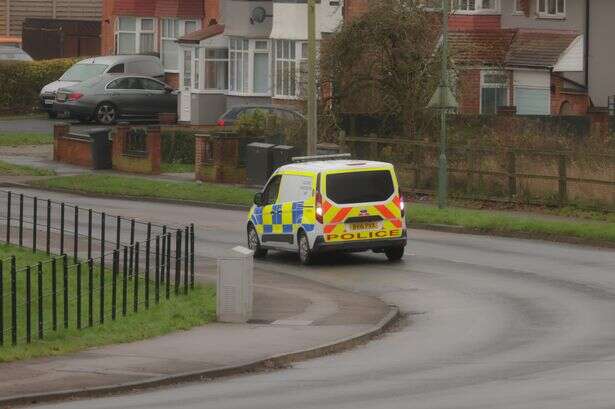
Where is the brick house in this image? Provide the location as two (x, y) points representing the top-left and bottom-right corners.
(102, 0), (342, 124)
(346, 0), (615, 116)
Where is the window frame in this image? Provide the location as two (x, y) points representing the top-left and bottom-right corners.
(228, 38), (272, 97)
(115, 16), (157, 55)
(479, 70), (509, 115)
(274, 39), (308, 100)
(451, 0), (501, 14)
(537, 0), (566, 19)
(512, 0), (524, 15)
(200, 47), (229, 93)
(160, 18), (201, 73)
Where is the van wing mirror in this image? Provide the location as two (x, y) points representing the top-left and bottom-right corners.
(253, 192), (263, 206)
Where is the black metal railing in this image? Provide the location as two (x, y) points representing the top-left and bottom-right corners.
(0, 190), (195, 347)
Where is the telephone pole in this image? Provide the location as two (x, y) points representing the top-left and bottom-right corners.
(306, 0), (318, 155)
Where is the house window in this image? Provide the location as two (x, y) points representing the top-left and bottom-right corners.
(203, 48), (228, 91)
(253, 40), (270, 94)
(229, 38), (250, 94)
(115, 17), (156, 54)
(161, 19), (200, 71)
(454, 0), (499, 12)
(538, 0), (565, 18)
(480, 71), (508, 115)
(274, 40), (308, 98)
(194, 48), (200, 89)
(514, 0), (523, 13)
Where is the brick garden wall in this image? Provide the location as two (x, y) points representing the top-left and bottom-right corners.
(112, 124), (162, 174)
(53, 123), (94, 168)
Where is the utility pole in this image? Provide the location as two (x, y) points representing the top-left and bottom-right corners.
(306, 0), (318, 155)
(437, 0), (449, 209)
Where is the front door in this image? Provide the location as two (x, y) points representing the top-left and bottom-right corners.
(179, 48), (192, 122)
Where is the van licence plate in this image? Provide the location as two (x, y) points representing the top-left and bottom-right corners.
(347, 222), (380, 231)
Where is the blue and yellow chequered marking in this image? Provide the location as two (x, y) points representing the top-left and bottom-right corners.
(249, 200), (315, 238)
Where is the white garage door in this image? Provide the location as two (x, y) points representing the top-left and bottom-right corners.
(515, 87), (550, 115)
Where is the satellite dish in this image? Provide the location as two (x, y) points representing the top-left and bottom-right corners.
(250, 7), (271, 24)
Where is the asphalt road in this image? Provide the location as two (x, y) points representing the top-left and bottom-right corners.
(0, 115), (157, 135)
(13, 188), (615, 409)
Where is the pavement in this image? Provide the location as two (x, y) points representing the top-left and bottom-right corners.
(5, 188), (612, 409)
(0, 115), (157, 135)
(0, 263), (391, 404)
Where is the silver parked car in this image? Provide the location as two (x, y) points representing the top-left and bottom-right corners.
(53, 74), (178, 125)
(40, 55), (164, 118)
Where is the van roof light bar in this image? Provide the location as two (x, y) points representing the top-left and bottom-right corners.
(292, 153), (351, 163)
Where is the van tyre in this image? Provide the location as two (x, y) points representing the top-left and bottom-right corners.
(385, 246), (405, 262)
(247, 224), (267, 258)
(95, 102), (118, 125)
(298, 231), (314, 265)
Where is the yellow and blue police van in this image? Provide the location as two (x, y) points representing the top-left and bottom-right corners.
(247, 155), (407, 264)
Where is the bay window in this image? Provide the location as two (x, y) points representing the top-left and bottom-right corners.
(228, 38), (271, 95)
(161, 19), (200, 71)
(116, 17), (156, 54)
(204, 49), (228, 91)
(480, 71), (508, 115)
(538, 0), (565, 18)
(274, 40), (308, 98)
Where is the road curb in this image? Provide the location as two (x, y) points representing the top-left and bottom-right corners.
(0, 306), (400, 408)
(3, 183), (612, 249)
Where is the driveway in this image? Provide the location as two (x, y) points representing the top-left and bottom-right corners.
(0, 115), (158, 135)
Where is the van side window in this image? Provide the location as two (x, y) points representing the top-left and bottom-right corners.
(277, 175), (313, 203)
(108, 63), (125, 73)
(262, 175), (282, 205)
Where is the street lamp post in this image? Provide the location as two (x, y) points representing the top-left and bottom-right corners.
(437, 0), (449, 209)
(306, 0), (318, 155)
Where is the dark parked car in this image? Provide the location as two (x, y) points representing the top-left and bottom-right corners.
(53, 74), (177, 124)
(217, 105), (305, 128)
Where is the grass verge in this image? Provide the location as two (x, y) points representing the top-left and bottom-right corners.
(0, 243), (216, 362)
(409, 203), (615, 244)
(0, 160), (55, 176)
(0, 133), (53, 146)
(29, 174), (615, 245)
(161, 162), (195, 173)
(31, 174), (255, 206)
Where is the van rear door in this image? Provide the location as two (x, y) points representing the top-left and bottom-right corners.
(322, 168), (403, 242)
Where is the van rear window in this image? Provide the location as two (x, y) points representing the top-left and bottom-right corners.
(325, 170), (394, 204)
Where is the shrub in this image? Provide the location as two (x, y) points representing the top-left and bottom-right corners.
(162, 130), (195, 164)
(0, 57), (78, 114)
(234, 109), (306, 150)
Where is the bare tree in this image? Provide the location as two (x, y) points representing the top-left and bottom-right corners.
(320, 0), (444, 138)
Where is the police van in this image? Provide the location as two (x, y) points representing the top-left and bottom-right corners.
(247, 154), (407, 264)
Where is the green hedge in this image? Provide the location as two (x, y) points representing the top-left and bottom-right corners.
(162, 130), (195, 164)
(0, 58), (78, 114)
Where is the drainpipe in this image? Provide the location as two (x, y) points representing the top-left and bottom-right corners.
(584, 0), (590, 90)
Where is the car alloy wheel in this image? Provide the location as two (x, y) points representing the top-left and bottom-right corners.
(96, 104), (117, 125)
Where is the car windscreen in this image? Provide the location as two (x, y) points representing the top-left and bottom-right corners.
(60, 63), (108, 82)
(221, 107), (244, 120)
(325, 170), (394, 204)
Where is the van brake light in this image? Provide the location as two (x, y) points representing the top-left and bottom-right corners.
(315, 191), (324, 224)
(400, 194), (405, 217)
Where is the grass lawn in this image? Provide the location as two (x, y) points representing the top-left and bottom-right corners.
(31, 174), (255, 206)
(30, 174), (615, 244)
(0, 242), (216, 362)
(0, 133), (53, 146)
(161, 162), (195, 173)
(0, 160), (55, 176)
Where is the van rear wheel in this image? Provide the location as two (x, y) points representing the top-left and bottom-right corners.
(385, 246), (405, 262)
(298, 231), (314, 265)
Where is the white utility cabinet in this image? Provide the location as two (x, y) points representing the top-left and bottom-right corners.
(217, 246), (254, 323)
